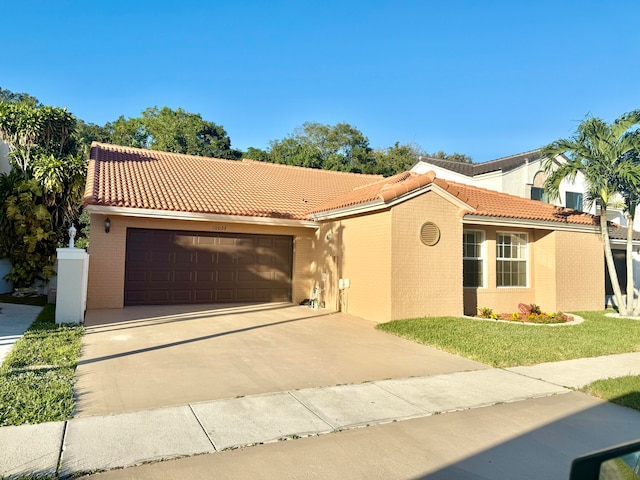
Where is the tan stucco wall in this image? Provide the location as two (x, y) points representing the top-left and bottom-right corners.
(86, 214), (316, 310)
(294, 222), (340, 311)
(531, 230), (557, 311)
(555, 230), (604, 311)
(391, 193), (463, 319)
(334, 211), (393, 323)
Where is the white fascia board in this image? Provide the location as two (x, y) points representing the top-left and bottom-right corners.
(85, 205), (320, 228)
(462, 214), (600, 233)
(610, 238), (640, 246)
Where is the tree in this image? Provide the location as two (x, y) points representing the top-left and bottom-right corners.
(268, 122), (375, 173)
(0, 101), (86, 288)
(244, 146), (270, 162)
(428, 150), (473, 164)
(541, 111), (640, 316)
(372, 142), (423, 176)
(0, 87), (40, 107)
(105, 107), (242, 160)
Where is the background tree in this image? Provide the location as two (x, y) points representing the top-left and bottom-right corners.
(104, 107), (242, 159)
(0, 88), (40, 107)
(373, 142), (424, 176)
(426, 150), (473, 164)
(243, 146), (270, 162)
(268, 122), (376, 173)
(256, 123), (473, 176)
(542, 111), (640, 316)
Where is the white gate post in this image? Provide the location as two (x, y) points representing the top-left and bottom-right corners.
(55, 248), (89, 325)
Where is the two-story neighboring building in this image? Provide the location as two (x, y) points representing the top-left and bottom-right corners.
(411, 150), (640, 303)
(411, 150), (588, 210)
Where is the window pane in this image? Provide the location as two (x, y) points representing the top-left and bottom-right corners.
(464, 259), (483, 287)
(531, 187), (549, 203)
(566, 192), (583, 211)
(496, 233), (527, 287)
(463, 230), (484, 288)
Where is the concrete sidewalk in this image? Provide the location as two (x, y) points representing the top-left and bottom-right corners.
(3, 352), (640, 479)
(0, 302), (43, 365)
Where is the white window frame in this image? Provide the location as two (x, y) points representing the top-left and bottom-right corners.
(496, 231), (528, 288)
(463, 229), (485, 288)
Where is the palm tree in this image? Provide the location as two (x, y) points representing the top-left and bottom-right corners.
(541, 111), (640, 316)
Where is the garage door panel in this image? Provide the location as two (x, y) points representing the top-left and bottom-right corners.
(236, 288), (255, 301)
(257, 254), (274, 265)
(237, 271), (255, 282)
(125, 229), (292, 306)
(257, 238), (274, 247)
(215, 289), (234, 301)
(173, 271), (193, 282)
(126, 270), (147, 283)
(150, 251), (172, 264)
(270, 289), (290, 301)
(216, 253), (235, 265)
(195, 290), (214, 301)
(237, 253), (257, 265)
(174, 251), (195, 264)
(149, 290), (171, 302)
(172, 290), (193, 302)
(150, 270), (171, 282)
(255, 271), (274, 281)
(125, 290), (146, 304)
(215, 271), (234, 282)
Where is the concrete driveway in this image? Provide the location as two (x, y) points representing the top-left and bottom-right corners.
(75, 303), (487, 416)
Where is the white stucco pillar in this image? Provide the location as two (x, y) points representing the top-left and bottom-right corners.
(55, 248), (89, 324)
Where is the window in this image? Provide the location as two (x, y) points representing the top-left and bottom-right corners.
(531, 187), (549, 203)
(463, 230), (484, 287)
(566, 191), (583, 211)
(496, 232), (528, 287)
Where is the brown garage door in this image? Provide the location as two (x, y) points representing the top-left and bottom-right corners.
(124, 229), (293, 306)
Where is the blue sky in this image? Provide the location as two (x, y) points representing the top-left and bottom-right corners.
(3, 0), (639, 162)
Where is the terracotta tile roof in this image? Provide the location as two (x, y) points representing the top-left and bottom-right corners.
(310, 169), (599, 227)
(85, 143), (382, 220)
(86, 144), (598, 228)
(438, 179), (598, 226)
(417, 149), (542, 177)
(308, 171), (436, 213)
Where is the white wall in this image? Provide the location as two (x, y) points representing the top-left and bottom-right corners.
(0, 141), (10, 175)
(412, 155), (589, 211)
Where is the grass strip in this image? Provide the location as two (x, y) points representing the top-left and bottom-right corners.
(0, 304), (83, 426)
(581, 375), (640, 412)
(376, 311), (640, 368)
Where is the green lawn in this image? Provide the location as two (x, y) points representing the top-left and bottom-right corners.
(0, 304), (83, 426)
(582, 375), (640, 412)
(376, 311), (640, 368)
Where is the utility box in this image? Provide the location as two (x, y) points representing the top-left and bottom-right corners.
(55, 248), (89, 324)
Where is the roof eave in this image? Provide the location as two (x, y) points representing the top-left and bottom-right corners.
(462, 214), (600, 233)
(310, 182), (475, 221)
(86, 205), (320, 228)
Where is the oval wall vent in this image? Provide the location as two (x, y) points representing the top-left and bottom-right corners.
(420, 222), (440, 246)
